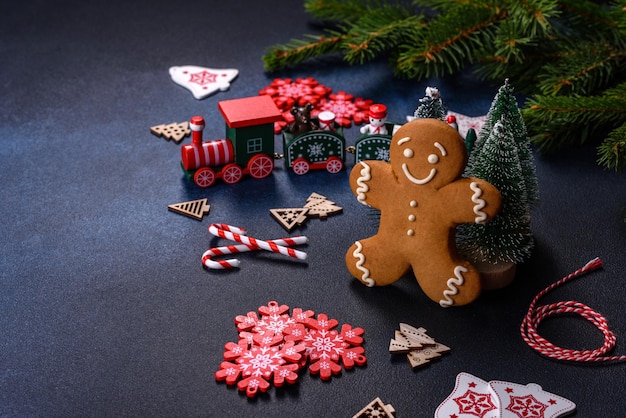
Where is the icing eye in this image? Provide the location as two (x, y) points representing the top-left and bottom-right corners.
(403, 148), (414, 158)
(428, 154), (439, 164)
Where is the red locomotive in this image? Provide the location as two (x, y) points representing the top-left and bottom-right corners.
(180, 95), (283, 188)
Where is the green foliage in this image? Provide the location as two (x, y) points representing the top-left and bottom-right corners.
(597, 122), (626, 171)
(263, 0), (626, 171)
(469, 79), (539, 206)
(523, 81), (626, 163)
(459, 122), (534, 264)
(460, 79), (538, 264)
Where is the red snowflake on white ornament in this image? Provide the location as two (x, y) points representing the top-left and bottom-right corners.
(312, 91), (372, 128)
(453, 390), (498, 418)
(505, 394), (548, 418)
(189, 70), (218, 86)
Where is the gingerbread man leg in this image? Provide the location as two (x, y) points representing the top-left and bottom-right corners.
(346, 236), (410, 287)
(412, 257), (481, 307)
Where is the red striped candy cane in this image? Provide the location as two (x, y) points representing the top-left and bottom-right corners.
(203, 224), (308, 269)
(520, 257), (626, 363)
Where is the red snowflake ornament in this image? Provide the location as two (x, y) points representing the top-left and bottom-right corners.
(312, 91), (372, 128)
(237, 301), (297, 344)
(302, 313), (367, 380)
(215, 335), (306, 398)
(216, 301), (367, 398)
(259, 77), (331, 110)
(259, 78), (332, 134)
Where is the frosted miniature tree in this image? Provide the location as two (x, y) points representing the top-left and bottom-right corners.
(458, 119), (534, 264)
(467, 79), (539, 205)
(413, 87), (446, 120)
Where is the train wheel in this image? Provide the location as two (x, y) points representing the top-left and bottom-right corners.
(248, 154), (274, 179)
(292, 158), (310, 175)
(221, 163), (243, 184)
(194, 167), (216, 188)
(325, 157), (343, 174)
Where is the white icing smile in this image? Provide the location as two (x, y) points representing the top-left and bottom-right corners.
(402, 164), (436, 185)
(399, 141), (447, 185)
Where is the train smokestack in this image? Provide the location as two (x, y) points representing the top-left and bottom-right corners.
(189, 116), (205, 146)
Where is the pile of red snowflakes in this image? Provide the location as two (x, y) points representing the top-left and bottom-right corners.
(258, 77), (373, 133)
(215, 301), (367, 398)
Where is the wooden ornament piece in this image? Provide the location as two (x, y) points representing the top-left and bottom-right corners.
(304, 193), (343, 218)
(406, 342), (451, 369)
(270, 208), (309, 231)
(399, 323), (436, 345)
(168, 198), (210, 221)
(390, 323), (450, 370)
(150, 121), (191, 143)
(394, 330), (423, 350)
(270, 192), (342, 231)
(353, 397), (395, 418)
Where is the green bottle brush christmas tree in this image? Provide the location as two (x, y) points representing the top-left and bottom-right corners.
(263, 0), (626, 171)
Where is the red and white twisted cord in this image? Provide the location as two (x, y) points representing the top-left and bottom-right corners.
(202, 224), (307, 269)
(520, 257), (626, 363)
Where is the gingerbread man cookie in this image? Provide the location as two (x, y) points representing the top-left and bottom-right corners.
(345, 118), (501, 307)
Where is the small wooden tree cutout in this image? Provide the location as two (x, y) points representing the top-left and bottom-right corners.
(389, 323), (450, 369)
(168, 198), (211, 221)
(150, 121), (190, 143)
(270, 208), (309, 231)
(270, 192), (342, 230)
(352, 397), (395, 418)
(304, 193), (343, 218)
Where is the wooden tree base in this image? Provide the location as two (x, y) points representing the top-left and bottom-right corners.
(475, 260), (517, 290)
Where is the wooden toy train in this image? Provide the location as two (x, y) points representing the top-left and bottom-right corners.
(180, 95), (398, 188)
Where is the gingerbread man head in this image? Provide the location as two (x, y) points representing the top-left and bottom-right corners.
(390, 118), (466, 190)
(346, 118), (502, 307)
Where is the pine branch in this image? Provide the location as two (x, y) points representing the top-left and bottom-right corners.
(262, 0), (626, 169)
(342, 7), (424, 64)
(304, 0), (372, 23)
(263, 33), (346, 72)
(523, 85), (626, 154)
(536, 41), (626, 95)
(394, 4), (504, 79)
(597, 123), (626, 171)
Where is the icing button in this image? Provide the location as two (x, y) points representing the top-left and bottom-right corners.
(407, 229), (415, 236)
(408, 214), (416, 222)
(409, 200), (417, 208)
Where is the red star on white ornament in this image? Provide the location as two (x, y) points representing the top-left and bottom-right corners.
(189, 70), (218, 85)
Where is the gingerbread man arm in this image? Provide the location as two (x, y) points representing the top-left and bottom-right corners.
(349, 161), (398, 210)
(437, 177), (502, 225)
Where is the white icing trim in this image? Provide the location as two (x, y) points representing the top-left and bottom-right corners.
(397, 136), (411, 146)
(355, 162), (371, 203)
(439, 266), (469, 307)
(402, 163), (436, 185)
(434, 142), (447, 156)
(470, 182), (487, 223)
(353, 241), (374, 287)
